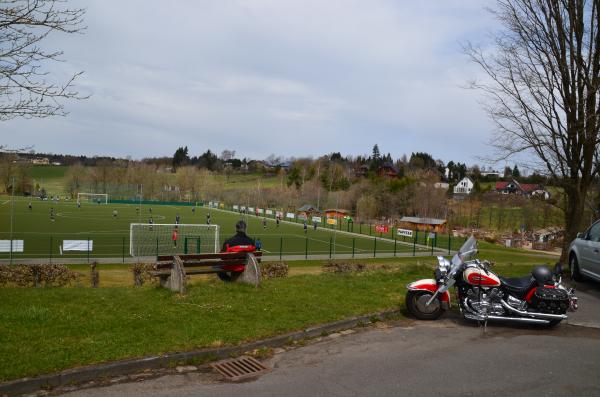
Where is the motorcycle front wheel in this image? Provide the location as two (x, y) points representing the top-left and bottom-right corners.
(405, 291), (445, 320)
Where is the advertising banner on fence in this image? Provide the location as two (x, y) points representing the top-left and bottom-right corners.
(257, 208), (264, 214)
(397, 229), (413, 237)
(312, 216), (322, 223)
(233, 205), (239, 210)
(62, 240), (93, 252)
(286, 212), (295, 219)
(0, 240), (24, 253)
(327, 218), (337, 225)
(248, 207), (254, 212)
(276, 211), (283, 218)
(298, 214), (307, 221)
(375, 225), (389, 233)
(266, 209), (273, 215)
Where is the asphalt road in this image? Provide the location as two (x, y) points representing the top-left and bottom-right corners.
(61, 283), (600, 397)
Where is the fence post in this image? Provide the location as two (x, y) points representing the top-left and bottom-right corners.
(352, 238), (355, 258)
(122, 237), (126, 263)
(156, 237), (159, 260)
(448, 232), (451, 255)
(329, 237), (332, 259)
(305, 237), (308, 260)
(369, 224), (372, 236)
(373, 237), (377, 258)
(413, 230), (416, 257)
(359, 223), (362, 234)
(87, 236), (90, 264)
(50, 236), (53, 264)
(394, 237), (397, 257)
(431, 233), (434, 256)
(279, 236), (283, 260)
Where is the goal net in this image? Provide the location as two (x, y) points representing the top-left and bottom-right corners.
(129, 223), (219, 257)
(77, 193), (108, 204)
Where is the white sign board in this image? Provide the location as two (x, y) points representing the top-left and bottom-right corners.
(0, 240), (24, 253)
(286, 212), (295, 219)
(248, 207), (255, 212)
(257, 208), (264, 214)
(312, 216), (322, 223)
(63, 240), (93, 251)
(276, 211), (283, 218)
(397, 229), (413, 238)
(233, 205), (239, 210)
(266, 209), (273, 215)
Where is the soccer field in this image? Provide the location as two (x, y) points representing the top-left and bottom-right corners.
(0, 197), (424, 260)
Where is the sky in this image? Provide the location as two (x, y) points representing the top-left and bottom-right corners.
(1, 0), (500, 165)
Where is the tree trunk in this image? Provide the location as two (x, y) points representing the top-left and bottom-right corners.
(561, 187), (586, 262)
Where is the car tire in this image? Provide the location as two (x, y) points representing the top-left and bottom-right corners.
(570, 254), (583, 282)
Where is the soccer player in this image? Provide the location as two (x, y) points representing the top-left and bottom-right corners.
(175, 213), (180, 225)
(149, 216), (154, 230)
(50, 207), (55, 222)
(206, 212), (211, 225)
(112, 209), (118, 219)
(149, 207), (152, 214)
(313, 221), (318, 231)
(172, 228), (178, 248)
(77, 200), (81, 209)
(263, 218), (267, 229)
(276, 216), (280, 227)
(28, 202), (32, 211)
(255, 238), (262, 251)
(303, 220), (308, 234)
(192, 206), (196, 214)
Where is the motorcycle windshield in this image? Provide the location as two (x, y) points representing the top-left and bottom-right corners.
(451, 235), (477, 267)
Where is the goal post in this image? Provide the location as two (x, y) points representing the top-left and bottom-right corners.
(77, 193), (108, 204)
(129, 223), (219, 257)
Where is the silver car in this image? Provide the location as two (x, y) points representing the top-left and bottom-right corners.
(569, 220), (600, 282)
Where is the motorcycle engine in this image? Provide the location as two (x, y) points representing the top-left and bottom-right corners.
(466, 287), (505, 316)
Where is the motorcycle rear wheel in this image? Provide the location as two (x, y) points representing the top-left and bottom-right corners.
(406, 291), (445, 320)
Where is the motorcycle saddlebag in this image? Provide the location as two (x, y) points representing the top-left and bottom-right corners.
(530, 287), (569, 314)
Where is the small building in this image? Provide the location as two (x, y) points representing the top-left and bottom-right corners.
(495, 179), (550, 199)
(31, 157), (49, 165)
(377, 162), (400, 178)
(398, 216), (447, 233)
(354, 164), (369, 178)
(453, 177), (474, 195)
(324, 209), (350, 219)
(297, 204), (321, 220)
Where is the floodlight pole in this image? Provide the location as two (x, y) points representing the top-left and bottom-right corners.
(9, 176), (15, 264)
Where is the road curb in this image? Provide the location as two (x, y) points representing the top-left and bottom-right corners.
(0, 309), (402, 396)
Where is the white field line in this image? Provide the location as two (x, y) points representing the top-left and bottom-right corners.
(1, 200), (9, 205)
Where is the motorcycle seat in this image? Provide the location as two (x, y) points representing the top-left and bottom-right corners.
(499, 276), (535, 298)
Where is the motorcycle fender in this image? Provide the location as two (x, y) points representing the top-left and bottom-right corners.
(407, 279), (451, 308)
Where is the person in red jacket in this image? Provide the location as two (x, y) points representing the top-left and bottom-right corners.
(172, 228), (178, 248)
(219, 220), (255, 282)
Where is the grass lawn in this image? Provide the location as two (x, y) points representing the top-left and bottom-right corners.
(0, 242), (551, 382)
(0, 196), (426, 260)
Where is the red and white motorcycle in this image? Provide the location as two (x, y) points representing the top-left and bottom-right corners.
(406, 236), (578, 326)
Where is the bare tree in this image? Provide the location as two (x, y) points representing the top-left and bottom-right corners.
(466, 0), (600, 259)
(0, 0), (87, 120)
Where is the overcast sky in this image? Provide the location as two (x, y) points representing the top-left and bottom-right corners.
(2, 0), (500, 164)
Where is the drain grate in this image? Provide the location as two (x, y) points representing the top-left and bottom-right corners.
(211, 356), (271, 381)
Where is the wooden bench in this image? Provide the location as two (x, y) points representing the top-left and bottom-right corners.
(151, 252), (263, 293)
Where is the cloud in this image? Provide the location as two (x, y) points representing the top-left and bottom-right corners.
(2, 0), (497, 163)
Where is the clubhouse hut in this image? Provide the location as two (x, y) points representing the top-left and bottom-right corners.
(297, 204), (320, 220)
(398, 216), (447, 233)
(324, 209), (351, 219)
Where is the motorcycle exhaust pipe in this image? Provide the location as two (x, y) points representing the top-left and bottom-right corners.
(463, 313), (550, 325)
(500, 300), (567, 321)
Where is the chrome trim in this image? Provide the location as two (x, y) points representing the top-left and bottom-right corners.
(500, 300), (567, 320)
(463, 313), (550, 325)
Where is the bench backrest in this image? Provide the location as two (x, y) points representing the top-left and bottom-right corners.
(156, 252), (262, 269)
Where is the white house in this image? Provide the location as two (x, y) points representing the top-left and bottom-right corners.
(453, 177), (474, 195)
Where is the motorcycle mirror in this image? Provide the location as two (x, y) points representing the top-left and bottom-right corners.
(553, 262), (563, 276)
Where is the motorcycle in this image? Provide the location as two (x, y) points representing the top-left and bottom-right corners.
(406, 236), (578, 326)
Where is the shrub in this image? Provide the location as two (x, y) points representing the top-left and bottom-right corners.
(132, 263), (157, 286)
(261, 262), (289, 278)
(0, 264), (79, 287)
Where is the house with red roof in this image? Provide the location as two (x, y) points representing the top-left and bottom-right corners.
(495, 179), (550, 199)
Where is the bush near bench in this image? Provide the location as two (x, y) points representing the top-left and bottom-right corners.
(0, 264), (79, 287)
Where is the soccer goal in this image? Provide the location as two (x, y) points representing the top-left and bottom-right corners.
(129, 223), (219, 257)
(77, 193), (108, 204)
